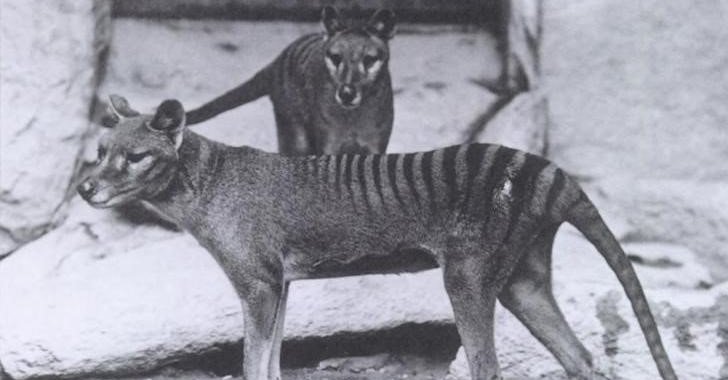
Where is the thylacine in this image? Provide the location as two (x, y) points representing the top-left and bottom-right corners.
(78, 96), (678, 380)
(185, 7), (395, 156)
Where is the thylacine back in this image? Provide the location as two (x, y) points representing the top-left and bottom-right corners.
(79, 97), (678, 380)
(186, 7), (395, 155)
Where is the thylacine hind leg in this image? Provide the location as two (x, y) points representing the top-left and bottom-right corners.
(443, 254), (503, 380)
(498, 225), (594, 379)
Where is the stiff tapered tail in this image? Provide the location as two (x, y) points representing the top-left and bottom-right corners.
(185, 65), (273, 125)
(566, 191), (678, 380)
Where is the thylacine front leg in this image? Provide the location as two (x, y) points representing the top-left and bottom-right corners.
(443, 253), (502, 380)
(268, 281), (290, 380)
(236, 276), (284, 380)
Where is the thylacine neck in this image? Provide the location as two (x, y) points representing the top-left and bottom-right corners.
(144, 130), (267, 232)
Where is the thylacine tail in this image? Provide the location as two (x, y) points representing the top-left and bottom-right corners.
(185, 65), (273, 125)
(565, 190), (678, 380)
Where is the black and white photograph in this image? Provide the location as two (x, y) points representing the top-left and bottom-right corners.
(1, 1), (727, 379)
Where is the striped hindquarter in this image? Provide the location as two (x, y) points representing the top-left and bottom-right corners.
(285, 143), (677, 379)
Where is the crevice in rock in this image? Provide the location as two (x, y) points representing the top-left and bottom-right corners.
(462, 93), (518, 144)
(74, 322), (460, 379)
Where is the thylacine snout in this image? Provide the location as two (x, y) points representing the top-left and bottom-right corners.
(322, 7), (395, 108)
(78, 95), (184, 209)
(79, 95), (678, 380)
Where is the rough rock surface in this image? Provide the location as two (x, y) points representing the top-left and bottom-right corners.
(542, 0), (728, 279)
(0, 0), (110, 257)
(447, 226), (727, 380)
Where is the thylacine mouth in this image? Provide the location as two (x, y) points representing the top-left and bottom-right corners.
(86, 187), (140, 208)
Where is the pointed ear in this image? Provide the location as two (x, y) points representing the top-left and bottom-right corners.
(149, 99), (186, 149)
(367, 9), (396, 40)
(321, 6), (344, 36)
(108, 94), (140, 118)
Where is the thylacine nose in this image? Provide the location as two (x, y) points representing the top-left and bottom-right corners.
(77, 179), (97, 199)
(337, 85), (358, 105)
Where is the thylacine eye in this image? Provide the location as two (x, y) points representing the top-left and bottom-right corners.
(363, 54), (379, 69)
(127, 151), (151, 164)
(328, 52), (342, 66)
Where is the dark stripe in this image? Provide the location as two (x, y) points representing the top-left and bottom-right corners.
(344, 154), (356, 203)
(461, 144), (487, 209)
(292, 34), (319, 59)
(402, 153), (421, 206)
(318, 155), (331, 198)
(321, 155), (331, 183)
(482, 147), (515, 230)
(299, 35), (323, 66)
(372, 154), (385, 208)
(503, 155), (550, 243)
(441, 145), (460, 207)
(545, 168), (566, 216)
(298, 157), (310, 184)
(420, 151), (436, 213)
(357, 155), (373, 214)
(334, 154), (344, 197)
(387, 154), (406, 209)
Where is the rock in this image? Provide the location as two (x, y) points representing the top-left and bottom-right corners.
(543, 0), (728, 181)
(589, 178), (728, 282)
(2, 199), (719, 379)
(99, 20), (501, 154)
(0, 0), (110, 257)
(447, 232), (728, 380)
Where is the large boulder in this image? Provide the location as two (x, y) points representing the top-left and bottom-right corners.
(0, 0), (110, 257)
(447, 227), (726, 380)
(0, 199), (453, 379)
(1, 201), (719, 379)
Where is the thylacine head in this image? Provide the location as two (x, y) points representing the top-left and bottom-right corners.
(321, 6), (395, 109)
(77, 95), (186, 208)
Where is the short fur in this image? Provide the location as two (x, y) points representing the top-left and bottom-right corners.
(79, 97), (678, 380)
(185, 7), (395, 156)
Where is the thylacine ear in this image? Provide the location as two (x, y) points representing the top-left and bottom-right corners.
(149, 99), (186, 150)
(367, 9), (396, 40)
(108, 94), (140, 118)
(103, 94), (140, 128)
(321, 6), (345, 37)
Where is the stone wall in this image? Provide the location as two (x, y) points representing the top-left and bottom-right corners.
(0, 0), (111, 257)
